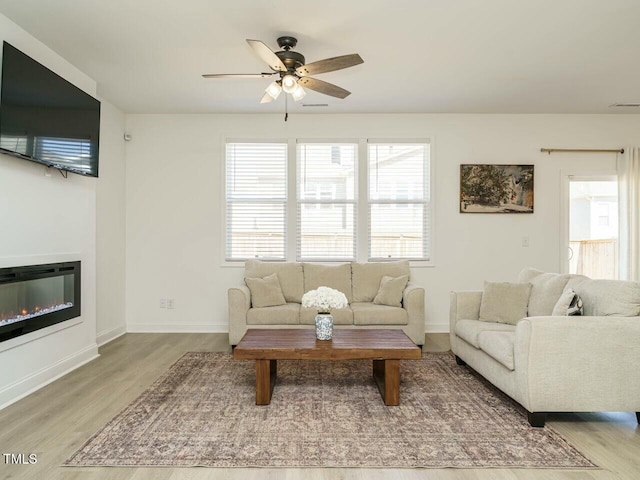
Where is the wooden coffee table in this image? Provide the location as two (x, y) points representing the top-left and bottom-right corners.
(233, 328), (421, 406)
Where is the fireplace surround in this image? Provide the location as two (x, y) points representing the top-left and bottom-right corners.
(0, 261), (80, 342)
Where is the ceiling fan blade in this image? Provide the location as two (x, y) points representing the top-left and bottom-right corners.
(298, 77), (351, 99)
(202, 73), (275, 78)
(295, 54), (363, 76)
(246, 39), (287, 72)
(260, 92), (275, 104)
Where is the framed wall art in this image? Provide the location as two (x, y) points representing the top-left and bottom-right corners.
(460, 164), (534, 213)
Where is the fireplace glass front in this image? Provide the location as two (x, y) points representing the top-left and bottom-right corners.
(0, 262), (80, 342)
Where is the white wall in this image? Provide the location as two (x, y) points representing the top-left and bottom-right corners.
(96, 101), (127, 345)
(0, 13), (126, 408)
(124, 113), (640, 334)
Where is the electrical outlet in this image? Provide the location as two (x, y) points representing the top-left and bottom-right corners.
(167, 299), (174, 309)
(522, 236), (530, 247)
(160, 299), (166, 308)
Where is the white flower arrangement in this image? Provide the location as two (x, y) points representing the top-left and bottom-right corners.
(301, 286), (348, 314)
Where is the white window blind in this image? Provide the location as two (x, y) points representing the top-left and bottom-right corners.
(368, 142), (430, 260)
(225, 142), (287, 261)
(297, 143), (357, 261)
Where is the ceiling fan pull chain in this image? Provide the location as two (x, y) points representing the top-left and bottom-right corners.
(285, 93), (289, 122)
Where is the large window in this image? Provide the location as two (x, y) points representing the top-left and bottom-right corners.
(225, 142), (287, 261)
(297, 143), (357, 261)
(225, 139), (432, 263)
(368, 142), (430, 260)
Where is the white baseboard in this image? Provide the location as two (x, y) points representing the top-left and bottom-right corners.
(425, 323), (450, 333)
(127, 323), (228, 334)
(0, 343), (99, 411)
(96, 325), (127, 346)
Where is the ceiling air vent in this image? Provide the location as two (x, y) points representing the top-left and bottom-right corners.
(302, 103), (329, 107)
(609, 103), (640, 108)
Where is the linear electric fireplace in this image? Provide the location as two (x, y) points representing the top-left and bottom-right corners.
(0, 261), (80, 342)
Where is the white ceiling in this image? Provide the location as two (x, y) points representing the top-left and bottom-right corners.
(1, 0), (639, 115)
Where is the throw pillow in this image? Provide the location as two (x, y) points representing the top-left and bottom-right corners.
(567, 292), (584, 316)
(244, 273), (287, 308)
(526, 273), (571, 316)
(479, 281), (532, 325)
(551, 288), (583, 316)
(373, 275), (409, 307)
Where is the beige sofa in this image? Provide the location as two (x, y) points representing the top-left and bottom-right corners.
(228, 260), (425, 345)
(450, 268), (640, 427)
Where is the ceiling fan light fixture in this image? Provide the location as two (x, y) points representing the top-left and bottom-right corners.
(281, 74), (298, 93)
(292, 84), (307, 101)
(264, 81), (282, 100)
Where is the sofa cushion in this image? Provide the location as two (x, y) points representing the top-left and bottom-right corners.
(351, 261), (410, 302)
(300, 307), (354, 325)
(455, 319), (516, 348)
(303, 263), (353, 303)
(479, 281), (532, 325)
(516, 267), (544, 283)
(245, 260), (304, 303)
(373, 275), (409, 307)
(351, 302), (408, 325)
(573, 279), (640, 317)
(246, 303), (300, 325)
(244, 273), (286, 308)
(478, 330), (516, 370)
(552, 288), (583, 316)
(527, 273), (571, 316)
(565, 274), (590, 292)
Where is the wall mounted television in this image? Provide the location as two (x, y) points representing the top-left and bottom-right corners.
(0, 41), (100, 177)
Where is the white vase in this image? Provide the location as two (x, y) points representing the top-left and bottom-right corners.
(315, 313), (333, 340)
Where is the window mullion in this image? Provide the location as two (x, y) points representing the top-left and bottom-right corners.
(357, 138), (368, 262)
(287, 138), (297, 262)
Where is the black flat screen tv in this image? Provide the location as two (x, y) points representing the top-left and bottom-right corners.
(0, 41), (100, 177)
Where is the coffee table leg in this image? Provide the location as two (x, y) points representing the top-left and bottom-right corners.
(255, 359), (277, 405)
(373, 359), (400, 406)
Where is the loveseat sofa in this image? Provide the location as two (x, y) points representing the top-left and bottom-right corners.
(228, 260), (424, 345)
(450, 268), (640, 427)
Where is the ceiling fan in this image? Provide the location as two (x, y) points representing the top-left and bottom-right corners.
(202, 36), (363, 104)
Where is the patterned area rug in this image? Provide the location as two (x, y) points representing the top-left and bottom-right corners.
(65, 352), (595, 468)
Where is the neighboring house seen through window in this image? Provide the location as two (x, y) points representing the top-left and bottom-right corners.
(297, 142), (357, 261)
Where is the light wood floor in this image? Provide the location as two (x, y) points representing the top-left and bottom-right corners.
(0, 333), (638, 480)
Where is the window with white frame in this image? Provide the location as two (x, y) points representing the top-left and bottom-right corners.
(297, 142), (357, 261)
(225, 142), (287, 261)
(224, 139), (432, 263)
(368, 142), (430, 260)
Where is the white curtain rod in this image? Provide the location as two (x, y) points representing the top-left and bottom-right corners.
(540, 148), (624, 155)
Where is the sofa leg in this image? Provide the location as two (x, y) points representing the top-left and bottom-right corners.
(636, 412), (639, 424)
(527, 412), (546, 428)
(454, 355), (466, 366)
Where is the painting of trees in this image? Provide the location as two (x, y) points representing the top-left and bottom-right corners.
(460, 164), (534, 213)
